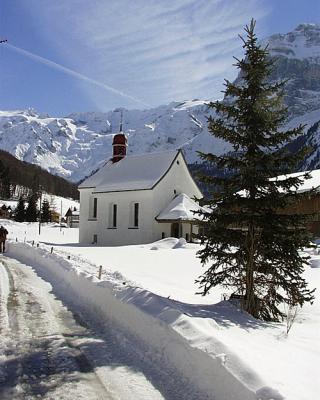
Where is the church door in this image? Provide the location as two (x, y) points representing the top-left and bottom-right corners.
(171, 222), (180, 238)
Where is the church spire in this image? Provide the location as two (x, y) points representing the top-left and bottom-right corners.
(112, 110), (127, 163)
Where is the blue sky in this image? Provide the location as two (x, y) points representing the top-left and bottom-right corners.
(0, 0), (319, 115)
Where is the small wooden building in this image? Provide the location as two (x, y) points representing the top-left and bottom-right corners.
(0, 204), (12, 219)
(274, 169), (320, 236)
(65, 207), (80, 228)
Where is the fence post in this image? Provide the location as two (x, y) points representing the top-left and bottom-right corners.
(50, 247), (53, 254)
(98, 265), (103, 280)
(32, 240), (34, 246)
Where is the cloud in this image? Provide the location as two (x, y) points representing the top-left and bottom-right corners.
(21, 0), (270, 110)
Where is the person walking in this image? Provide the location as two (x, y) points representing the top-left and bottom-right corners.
(0, 225), (8, 253)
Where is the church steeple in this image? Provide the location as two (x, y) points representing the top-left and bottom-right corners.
(112, 110), (127, 163)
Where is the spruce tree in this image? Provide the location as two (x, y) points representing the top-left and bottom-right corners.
(15, 196), (26, 222)
(25, 193), (38, 222)
(196, 20), (315, 321)
(41, 199), (51, 223)
(2, 167), (11, 199)
(0, 161), (10, 199)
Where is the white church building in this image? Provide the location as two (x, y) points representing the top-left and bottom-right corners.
(78, 132), (205, 246)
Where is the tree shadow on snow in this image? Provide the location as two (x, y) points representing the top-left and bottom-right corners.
(173, 299), (275, 330)
(120, 287), (277, 331)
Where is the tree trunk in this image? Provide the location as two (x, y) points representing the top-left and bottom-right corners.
(244, 223), (259, 317)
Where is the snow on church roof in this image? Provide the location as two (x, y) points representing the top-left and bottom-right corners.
(156, 193), (208, 221)
(79, 150), (180, 192)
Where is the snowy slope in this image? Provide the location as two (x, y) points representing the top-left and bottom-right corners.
(267, 23), (320, 61)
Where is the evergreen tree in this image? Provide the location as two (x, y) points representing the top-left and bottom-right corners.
(41, 199), (51, 222)
(2, 166), (11, 199)
(196, 20), (315, 321)
(25, 193), (38, 222)
(15, 196), (26, 222)
(0, 161), (10, 199)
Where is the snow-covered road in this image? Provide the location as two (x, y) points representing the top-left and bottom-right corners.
(0, 256), (164, 400)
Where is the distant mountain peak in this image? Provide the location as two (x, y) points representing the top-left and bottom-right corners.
(295, 23), (320, 32)
(267, 23), (320, 60)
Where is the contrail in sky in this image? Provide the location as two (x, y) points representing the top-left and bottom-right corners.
(5, 43), (150, 108)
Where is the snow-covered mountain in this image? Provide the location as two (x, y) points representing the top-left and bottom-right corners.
(1, 23), (320, 181)
(267, 23), (320, 119)
(265, 23), (320, 171)
(0, 101), (230, 182)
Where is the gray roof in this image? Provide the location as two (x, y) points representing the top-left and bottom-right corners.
(79, 150), (181, 193)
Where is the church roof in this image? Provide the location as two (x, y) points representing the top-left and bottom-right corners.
(79, 150), (182, 193)
(156, 193), (208, 221)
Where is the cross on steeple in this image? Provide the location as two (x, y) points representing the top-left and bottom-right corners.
(119, 109), (123, 132)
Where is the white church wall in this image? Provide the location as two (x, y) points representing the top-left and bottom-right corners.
(150, 153), (202, 242)
(89, 190), (154, 246)
(152, 153), (202, 212)
(79, 188), (98, 244)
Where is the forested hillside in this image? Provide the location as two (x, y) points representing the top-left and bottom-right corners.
(0, 149), (79, 200)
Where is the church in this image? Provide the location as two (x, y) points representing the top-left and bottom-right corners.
(78, 130), (205, 246)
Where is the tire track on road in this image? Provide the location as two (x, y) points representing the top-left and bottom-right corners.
(0, 258), (114, 400)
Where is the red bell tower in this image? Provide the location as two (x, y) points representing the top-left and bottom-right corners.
(112, 110), (127, 163)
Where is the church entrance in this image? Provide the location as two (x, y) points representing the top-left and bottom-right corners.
(171, 222), (180, 238)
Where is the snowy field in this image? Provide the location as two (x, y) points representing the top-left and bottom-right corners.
(1, 219), (320, 400)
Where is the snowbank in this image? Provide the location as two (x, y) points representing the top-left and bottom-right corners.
(7, 241), (271, 400)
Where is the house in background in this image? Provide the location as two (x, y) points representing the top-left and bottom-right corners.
(78, 131), (204, 246)
(238, 169), (320, 237)
(275, 169), (320, 236)
(0, 204), (12, 219)
(65, 207), (80, 228)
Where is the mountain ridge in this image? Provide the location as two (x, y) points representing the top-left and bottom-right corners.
(1, 23), (320, 181)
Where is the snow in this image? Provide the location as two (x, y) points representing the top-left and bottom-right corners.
(80, 150), (179, 192)
(238, 168), (320, 197)
(173, 100), (209, 110)
(156, 193), (207, 221)
(1, 219), (319, 400)
(271, 168), (320, 193)
(285, 107), (320, 131)
(267, 23), (320, 61)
